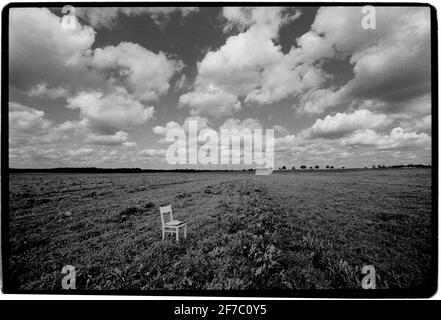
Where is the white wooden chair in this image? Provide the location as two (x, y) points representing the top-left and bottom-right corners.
(159, 205), (187, 243)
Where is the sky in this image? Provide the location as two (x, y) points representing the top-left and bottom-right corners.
(8, 6), (432, 169)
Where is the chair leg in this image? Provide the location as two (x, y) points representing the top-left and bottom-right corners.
(176, 230), (179, 243)
(184, 225), (187, 239)
(162, 229), (165, 240)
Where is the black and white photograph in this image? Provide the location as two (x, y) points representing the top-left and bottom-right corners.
(1, 2), (437, 297)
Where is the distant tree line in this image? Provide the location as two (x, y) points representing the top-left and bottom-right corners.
(281, 165), (337, 170)
(372, 164), (431, 169)
(276, 163), (431, 171)
(14, 164), (429, 174)
(10, 167), (246, 174)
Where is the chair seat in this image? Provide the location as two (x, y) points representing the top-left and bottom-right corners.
(165, 220), (186, 227)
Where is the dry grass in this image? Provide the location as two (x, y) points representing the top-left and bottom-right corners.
(8, 169), (433, 291)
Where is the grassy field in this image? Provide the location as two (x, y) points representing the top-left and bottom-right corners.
(8, 168), (433, 291)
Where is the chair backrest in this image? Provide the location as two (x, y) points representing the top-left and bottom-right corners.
(159, 205), (173, 226)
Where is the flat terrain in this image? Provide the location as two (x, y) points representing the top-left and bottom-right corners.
(8, 169), (433, 291)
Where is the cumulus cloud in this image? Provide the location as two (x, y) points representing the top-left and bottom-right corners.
(272, 115), (431, 168)
(85, 131), (130, 146)
(154, 116), (262, 141)
(153, 116), (211, 143)
(297, 88), (345, 114)
(179, 86), (241, 118)
(295, 7), (431, 114)
(414, 115), (431, 133)
(245, 59), (327, 105)
(145, 7), (199, 28)
(75, 7), (122, 29)
(123, 142), (138, 148)
(222, 7), (296, 37)
(9, 102), (51, 134)
(10, 8), (182, 103)
(139, 149), (166, 157)
(75, 7), (199, 29)
(197, 7), (294, 95)
(307, 109), (392, 139)
(153, 116), (264, 150)
(196, 27), (280, 97)
(183, 6), (429, 117)
(180, 7), (315, 117)
(341, 127), (431, 150)
(9, 102), (77, 147)
(152, 121), (181, 136)
(9, 8), (98, 93)
(8, 100), (141, 167)
(66, 87), (155, 134)
(69, 148), (95, 157)
(27, 83), (70, 99)
(10, 146), (63, 167)
(90, 42), (183, 101)
(8, 6), (432, 169)
(273, 125), (290, 136)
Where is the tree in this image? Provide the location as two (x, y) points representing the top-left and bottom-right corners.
(282, 166), (287, 170)
(300, 165), (306, 170)
(314, 165), (319, 169)
(341, 166), (345, 169)
(292, 166), (296, 170)
(330, 166), (334, 169)
(309, 166), (313, 170)
(326, 165), (330, 169)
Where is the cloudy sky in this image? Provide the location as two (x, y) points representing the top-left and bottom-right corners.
(9, 6), (432, 169)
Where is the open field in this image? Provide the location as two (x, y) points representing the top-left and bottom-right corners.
(8, 168), (433, 291)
